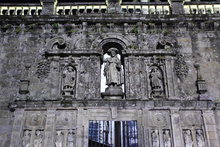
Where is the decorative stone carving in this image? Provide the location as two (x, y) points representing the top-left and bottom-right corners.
(46, 36), (70, 51)
(107, 0), (121, 13)
(19, 80), (30, 95)
(61, 57), (77, 97)
(151, 130), (160, 147)
(152, 112), (168, 127)
(194, 64), (207, 95)
(174, 54), (189, 81)
(157, 40), (174, 50)
(196, 130), (205, 147)
(19, 64), (31, 95)
(36, 58), (51, 81)
(26, 112), (45, 127)
(149, 66), (164, 97)
(180, 111), (202, 127)
(67, 130), (75, 147)
(55, 131), (64, 147)
(62, 65), (76, 96)
(22, 130), (31, 147)
(102, 48), (124, 99)
(163, 130), (171, 147)
(183, 130), (193, 147)
(33, 130), (43, 147)
(56, 111), (76, 129)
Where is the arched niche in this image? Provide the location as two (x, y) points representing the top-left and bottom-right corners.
(99, 38), (125, 96)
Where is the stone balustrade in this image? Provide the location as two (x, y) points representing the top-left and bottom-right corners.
(1, 1), (220, 16)
(184, 2), (220, 14)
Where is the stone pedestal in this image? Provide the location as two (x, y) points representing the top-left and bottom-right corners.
(102, 86), (124, 99)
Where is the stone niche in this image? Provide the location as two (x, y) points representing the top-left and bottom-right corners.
(144, 110), (172, 147)
(55, 110), (77, 147)
(180, 110), (207, 147)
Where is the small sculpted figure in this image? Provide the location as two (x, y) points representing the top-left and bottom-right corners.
(33, 130), (43, 147)
(104, 48), (123, 87)
(67, 130), (75, 147)
(22, 130), (31, 147)
(196, 130), (205, 147)
(152, 130), (160, 147)
(150, 67), (163, 91)
(184, 130), (193, 147)
(63, 65), (76, 90)
(55, 131), (63, 147)
(163, 130), (171, 147)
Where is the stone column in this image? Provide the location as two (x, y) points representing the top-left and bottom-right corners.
(41, 0), (57, 15)
(202, 110), (219, 147)
(10, 109), (25, 147)
(170, 109), (183, 147)
(43, 109), (56, 147)
(169, 0), (184, 15)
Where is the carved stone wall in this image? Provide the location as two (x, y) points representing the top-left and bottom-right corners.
(0, 12), (220, 147)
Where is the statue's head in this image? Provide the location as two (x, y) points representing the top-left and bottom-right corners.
(66, 66), (74, 72)
(24, 130), (30, 136)
(107, 48), (118, 57)
(36, 130), (41, 136)
(57, 131), (62, 135)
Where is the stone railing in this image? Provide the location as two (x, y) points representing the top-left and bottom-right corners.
(56, 2), (171, 15)
(0, 4), (42, 15)
(121, 3), (170, 14)
(184, 2), (220, 14)
(1, 1), (220, 16)
(56, 3), (107, 15)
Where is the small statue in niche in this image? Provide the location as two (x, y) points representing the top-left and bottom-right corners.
(163, 130), (171, 147)
(22, 130), (31, 147)
(152, 130), (160, 147)
(67, 129), (75, 147)
(149, 66), (164, 97)
(102, 48), (124, 98)
(62, 65), (76, 96)
(33, 130), (43, 147)
(183, 130), (193, 147)
(104, 48), (123, 87)
(55, 131), (63, 147)
(196, 130), (205, 147)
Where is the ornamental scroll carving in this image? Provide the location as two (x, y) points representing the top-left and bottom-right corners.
(46, 36), (71, 51)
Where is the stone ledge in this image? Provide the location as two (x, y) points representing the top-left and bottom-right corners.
(8, 100), (219, 111)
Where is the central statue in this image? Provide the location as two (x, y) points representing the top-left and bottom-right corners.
(103, 48), (124, 99)
(104, 48), (123, 87)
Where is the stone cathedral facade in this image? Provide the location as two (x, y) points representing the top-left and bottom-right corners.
(0, 0), (220, 147)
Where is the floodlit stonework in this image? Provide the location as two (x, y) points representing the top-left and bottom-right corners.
(0, 0), (220, 146)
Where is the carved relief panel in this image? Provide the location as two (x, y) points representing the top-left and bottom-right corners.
(22, 111), (46, 147)
(180, 111), (207, 147)
(145, 110), (173, 147)
(55, 110), (77, 147)
(60, 57), (77, 97)
(145, 56), (168, 99)
(77, 56), (101, 99)
(124, 56), (148, 99)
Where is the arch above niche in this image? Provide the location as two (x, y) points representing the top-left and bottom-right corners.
(91, 33), (132, 53)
